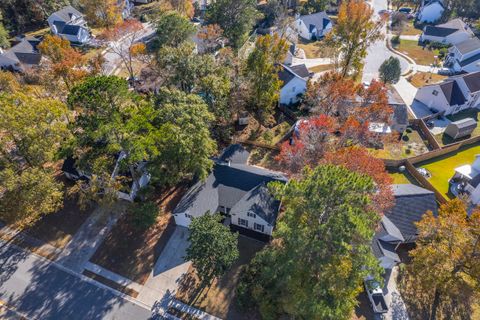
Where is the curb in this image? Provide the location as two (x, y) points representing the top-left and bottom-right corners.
(385, 36), (417, 76)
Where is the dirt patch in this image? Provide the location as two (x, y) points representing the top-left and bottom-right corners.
(176, 235), (265, 320)
(90, 184), (188, 284)
(83, 270), (139, 298)
(409, 72), (447, 88)
(24, 189), (95, 249)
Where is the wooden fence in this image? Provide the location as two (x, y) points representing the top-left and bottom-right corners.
(404, 160), (448, 204)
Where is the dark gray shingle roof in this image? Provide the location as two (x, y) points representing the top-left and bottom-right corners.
(61, 24), (81, 36)
(440, 80), (466, 106)
(423, 25), (457, 37)
(462, 71), (480, 93)
(299, 11), (331, 33)
(393, 104), (408, 125)
(386, 184), (438, 242)
(173, 150), (287, 223)
(219, 144), (249, 164)
(278, 64), (309, 86)
(2, 38), (41, 65)
(455, 37), (480, 55)
(52, 5), (83, 22)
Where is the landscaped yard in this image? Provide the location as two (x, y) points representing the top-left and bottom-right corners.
(401, 21), (423, 36)
(175, 235), (265, 320)
(369, 127), (430, 159)
(296, 39), (335, 59)
(409, 72), (447, 88)
(90, 184), (188, 284)
(308, 64), (335, 73)
(389, 169), (418, 185)
(416, 144), (480, 198)
(395, 39), (440, 65)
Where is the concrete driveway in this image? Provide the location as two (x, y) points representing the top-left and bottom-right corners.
(137, 226), (191, 307)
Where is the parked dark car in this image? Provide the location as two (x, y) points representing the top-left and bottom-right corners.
(399, 7), (412, 13)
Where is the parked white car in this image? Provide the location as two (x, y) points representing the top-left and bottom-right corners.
(364, 279), (388, 314)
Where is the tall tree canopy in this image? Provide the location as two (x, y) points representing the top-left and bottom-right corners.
(154, 11), (196, 49)
(186, 213), (239, 287)
(79, 0), (122, 28)
(245, 34), (288, 123)
(0, 92), (71, 226)
(0, 22), (9, 48)
(379, 56), (401, 84)
(153, 88), (217, 185)
(237, 165), (383, 319)
(205, 0), (260, 48)
(328, 0), (384, 78)
(400, 199), (480, 320)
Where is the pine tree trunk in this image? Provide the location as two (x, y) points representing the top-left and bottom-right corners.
(430, 288), (441, 320)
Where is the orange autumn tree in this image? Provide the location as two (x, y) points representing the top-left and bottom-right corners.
(101, 19), (147, 80)
(277, 114), (338, 174)
(197, 24), (225, 53)
(38, 35), (88, 90)
(402, 199), (480, 320)
(322, 146), (394, 214)
(80, 0), (123, 28)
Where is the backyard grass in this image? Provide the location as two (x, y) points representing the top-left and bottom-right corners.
(401, 21), (423, 36)
(389, 170), (418, 185)
(296, 39), (335, 59)
(416, 144), (480, 198)
(176, 235), (265, 320)
(308, 64), (335, 73)
(249, 148), (283, 172)
(90, 184), (188, 284)
(369, 127), (429, 159)
(395, 39), (440, 65)
(409, 72), (447, 88)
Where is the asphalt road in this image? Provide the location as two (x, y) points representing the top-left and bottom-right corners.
(0, 242), (153, 320)
(362, 0), (409, 83)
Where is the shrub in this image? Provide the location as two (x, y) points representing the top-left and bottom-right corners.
(391, 35), (400, 45)
(402, 134), (410, 142)
(129, 201), (159, 229)
(406, 128), (413, 134)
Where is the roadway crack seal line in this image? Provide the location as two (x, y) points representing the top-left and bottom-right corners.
(0, 237), (153, 313)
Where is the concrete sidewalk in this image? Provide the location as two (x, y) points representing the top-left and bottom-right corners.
(55, 205), (124, 273)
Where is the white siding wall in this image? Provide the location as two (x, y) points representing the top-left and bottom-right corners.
(414, 84), (451, 113)
(280, 77), (307, 105)
(0, 55), (20, 71)
(232, 211), (274, 236)
(294, 20), (312, 40)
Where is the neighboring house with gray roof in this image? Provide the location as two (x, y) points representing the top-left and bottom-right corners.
(278, 63), (311, 105)
(413, 71), (480, 115)
(293, 11), (332, 41)
(173, 145), (287, 236)
(47, 5), (90, 44)
(372, 184), (438, 269)
(420, 19), (474, 45)
(0, 37), (42, 72)
(418, 0), (444, 23)
(446, 37), (480, 73)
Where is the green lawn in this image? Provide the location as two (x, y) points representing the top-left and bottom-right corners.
(416, 144), (480, 198)
(389, 170), (418, 185)
(396, 39), (440, 65)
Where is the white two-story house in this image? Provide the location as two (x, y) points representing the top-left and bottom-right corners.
(173, 145), (287, 237)
(445, 37), (480, 73)
(47, 6), (90, 45)
(413, 71), (480, 115)
(420, 19), (474, 45)
(278, 64), (311, 105)
(293, 12), (332, 41)
(450, 155), (480, 205)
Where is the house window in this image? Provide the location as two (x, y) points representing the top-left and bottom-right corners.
(185, 213), (193, 219)
(247, 212), (256, 218)
(432, 90), (438, 96)
(238, 218), (248, 227)
(292, 86), (296, 92)
(254, 223), (264, 233)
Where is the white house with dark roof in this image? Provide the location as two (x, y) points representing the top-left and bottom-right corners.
(418, 0), (444, 23)
(47, 5), (90, 44)
(278, 64), (310, 105)
(293, 11), (332, 41)
(420, 19), (474, 45)
(445, 37), (480, 73)
(173, 145), (287, 237)
(413, 71), (480, 115)
(372, 184), (438, 269)
(0, 37), (42, 72)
